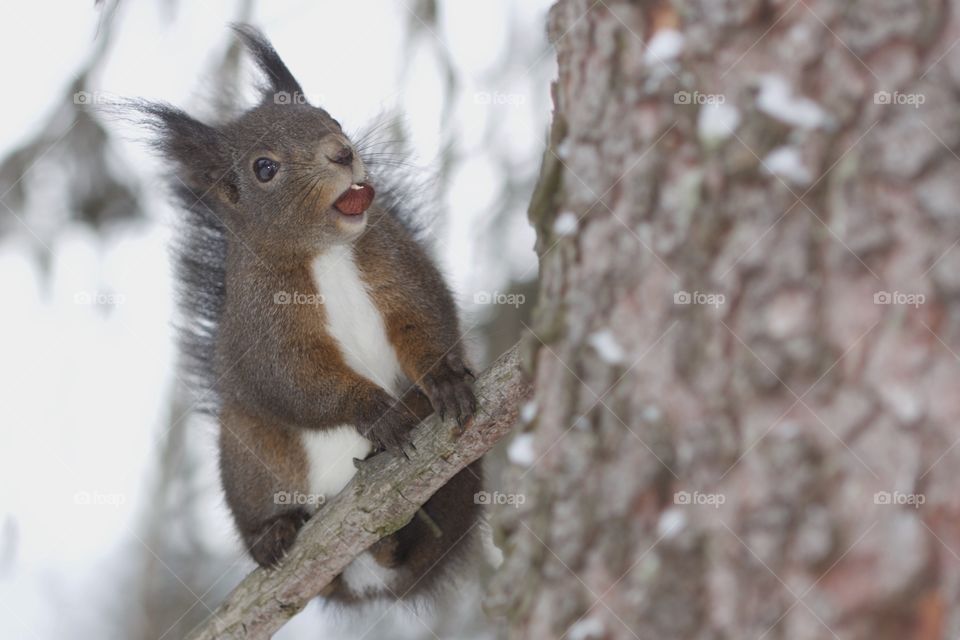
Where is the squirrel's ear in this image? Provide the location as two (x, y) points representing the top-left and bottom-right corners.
(231, 23), (304, 100)
(133, 101), (239, 206)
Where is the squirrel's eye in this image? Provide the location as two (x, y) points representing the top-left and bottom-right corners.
(253, 157), (279, 183)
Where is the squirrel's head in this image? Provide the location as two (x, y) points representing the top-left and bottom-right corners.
(136, 24), (375, 253)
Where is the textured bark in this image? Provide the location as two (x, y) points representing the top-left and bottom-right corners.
(184, 346), (528, 640)
(490, 1), (960, 639)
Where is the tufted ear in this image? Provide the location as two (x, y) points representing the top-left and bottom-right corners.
(231, 23), (305, 101)
(134, 101), (239, 206)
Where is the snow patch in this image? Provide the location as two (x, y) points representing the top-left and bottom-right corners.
(698, 102), (741, 142)
(764, 146), (813, 186)
(642, 405), (663, 422)
(567, 616), (605, 640)
(884, 385), (923, 425)
(589, 329), (626, 364)
(508, 433), (536, 466)
(780, 421), (802, 439)
(520, 400), (538, 423)
(646, 29), (684, 65)
(553, 212), (579, 236)
(658, 508), (687, 539)
(756, 74), (828, 129)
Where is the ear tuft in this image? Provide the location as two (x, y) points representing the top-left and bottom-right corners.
(126, 100), (237, 205)
(230, 23), (304, 99)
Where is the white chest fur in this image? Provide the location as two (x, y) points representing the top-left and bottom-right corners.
(303, 244), (404, 594)
(311, 245), (403, 395)
(300, 245), (403, 505)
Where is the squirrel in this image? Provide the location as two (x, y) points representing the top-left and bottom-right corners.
(134, 24), (482, 603)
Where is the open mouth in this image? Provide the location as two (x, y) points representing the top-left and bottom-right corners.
(333, 183), (375, 216)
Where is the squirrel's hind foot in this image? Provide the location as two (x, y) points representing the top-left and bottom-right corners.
(248, 508), (310, 568)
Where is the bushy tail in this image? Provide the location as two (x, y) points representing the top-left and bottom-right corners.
(170, 183), (228, 414)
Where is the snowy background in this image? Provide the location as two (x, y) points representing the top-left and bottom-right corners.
(0, 1), (553, 638)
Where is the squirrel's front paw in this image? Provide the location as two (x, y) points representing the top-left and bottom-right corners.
(360, 407), (418, 459)
(248, 509), (310, 568)
(421, 353), (477, 428)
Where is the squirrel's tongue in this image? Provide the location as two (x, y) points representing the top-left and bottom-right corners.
(333, 183), (375, 215)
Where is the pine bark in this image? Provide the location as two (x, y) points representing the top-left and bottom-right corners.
(490, 1), (960, 639)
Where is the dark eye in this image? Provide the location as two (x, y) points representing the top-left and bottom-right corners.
(253, 157), (279, 183)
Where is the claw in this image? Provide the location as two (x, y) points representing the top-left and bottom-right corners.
(420, 358), (478, 429)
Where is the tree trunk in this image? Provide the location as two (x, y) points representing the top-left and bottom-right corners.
(490, 1), (960, 638)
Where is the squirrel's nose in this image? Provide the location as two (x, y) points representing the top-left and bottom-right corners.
(329, 147), (353, 166)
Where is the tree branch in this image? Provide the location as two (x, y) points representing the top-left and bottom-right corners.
(186, 345), (529, 640)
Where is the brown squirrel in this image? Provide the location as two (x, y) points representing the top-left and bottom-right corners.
(135, 24), (482, 602)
